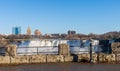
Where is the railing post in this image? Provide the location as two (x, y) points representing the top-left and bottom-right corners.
(90, 43), (93, 63)
(37, 47), (38, 55)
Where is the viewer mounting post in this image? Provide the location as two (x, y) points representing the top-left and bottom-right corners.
(90, 43), (93, 63)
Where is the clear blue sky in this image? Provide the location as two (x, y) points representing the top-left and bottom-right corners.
(0, 0), (120, 35)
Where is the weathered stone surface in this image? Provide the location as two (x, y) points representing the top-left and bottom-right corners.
(0, 54), (118, 65)
(0, 56), (10, 64)
(77, 53), (97, 63)
(47, 55), (64, 62)
(64, 56), (73, 62)
(0, 38), (8, 47)
(10, 55), (29, 64)
(5, 44), (17, 57)
(98, 53), (115, 63)
(98, 53), (107, 62)
(116, 54), (120, 63)
(106, 54), (115, 63)
(58, 44), (70, 56)
(29, 55), (46, 63)
(111, 42), (120, 53)
(92, 54), (98, 63)
(78, 54), (90, 62)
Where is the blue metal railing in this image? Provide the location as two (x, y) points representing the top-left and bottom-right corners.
(17, 46), (58, 55)
(0, 45), (110, 55)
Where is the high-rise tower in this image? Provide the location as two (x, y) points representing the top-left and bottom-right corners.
(27, 26), (31, 35)
(12, 27), (21, 35)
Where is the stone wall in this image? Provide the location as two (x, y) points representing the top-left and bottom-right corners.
(0, 54), (120, 65)
(10, 55), (47, 64)
(77, 53), (116, 63)
(0, 55), (73, 65)
(0, 56), (10, 64)
(77, 53), (97, 63)
(58, 44), (70, 56)
(5, 44), (17, 57)
(111, 42), (120, 53)
(10, 55), (29, 64)
(29, 55), (46, 63)
(98, 53), (115, 63)
(78, 54), (90, 62)
(0, 43), (119, 65)
(64, 56), (73, 62)
(116, 54), (120, 63)
(47, 55), (64, 62)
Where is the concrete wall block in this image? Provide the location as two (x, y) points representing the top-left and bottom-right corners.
(98, 53), (115, 63)
(98, 53), (107, 62)
(92, 54), (98, 63)
(111, 42), (120, 53)
(116, 54), (120, 63)
(78, 54), (90, 62)
(64, 56), (73, 62)
(10, 55), (29, 64)
(29, 55), (46, 63)
(0, 56), (10, 64)
(106, 54), (115, 63)
(58, 44), (70, 56)
(5, 44), (17, 57)
(47, 55), (64, 62)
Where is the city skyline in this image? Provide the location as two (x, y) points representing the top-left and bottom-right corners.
(0, 0), (120, 35)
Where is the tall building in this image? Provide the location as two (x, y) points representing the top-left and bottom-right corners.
(68, 30), (76, 35)
(12, 27), (21, 35)
(27, 26), (31, 35)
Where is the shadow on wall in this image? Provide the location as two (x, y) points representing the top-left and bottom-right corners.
(99, 40), (112, 54)
(72, 54), (78, 62)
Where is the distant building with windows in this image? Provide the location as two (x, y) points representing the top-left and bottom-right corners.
(34, 29), (42, 36)
(68, 30), (76, 35)
(12, 27), (21, 35)
(51, 33), (61, 37)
